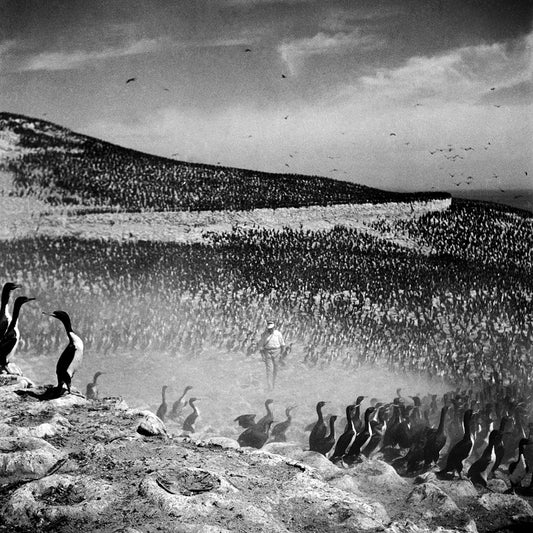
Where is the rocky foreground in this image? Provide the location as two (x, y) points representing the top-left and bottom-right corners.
(1, 376), (533, 533)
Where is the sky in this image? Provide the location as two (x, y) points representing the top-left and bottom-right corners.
(1, 0), (532, 193)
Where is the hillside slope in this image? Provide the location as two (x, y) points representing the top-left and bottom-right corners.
(0, 112), (448, 213)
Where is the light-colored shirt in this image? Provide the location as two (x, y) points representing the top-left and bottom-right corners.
(258, 329), (285, 350)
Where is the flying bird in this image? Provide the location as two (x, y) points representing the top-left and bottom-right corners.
(389, 132), (396, 136)
(126, 77), (136, 84)
(281, 74), (287, 78)
(490, 87), (495, 91)
(284, 115), (289, 119)
(245, 48), (252, 52)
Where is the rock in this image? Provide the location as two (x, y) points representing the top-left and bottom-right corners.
(136, 411), (168, 437)
(407, 483), (459, 514)
(262, 442), (305, 460)
(478, 492), (533, 514)
(280, 472), (389, 531)
(202, 437), (240, 450)
(345, 458), (409, 509)
(0, 437), (66, 484)
(384, 520), (470, 533)
(402, 483), (476, 533)
(5, 414), (71, 439)
(3, 362), (23, 376)
(139, 473), (288, 532)
(432, 478), (479, 502)
(486, 478), (508, 493)
(1, 474), (118, 528)
(297, 451), (340, 477)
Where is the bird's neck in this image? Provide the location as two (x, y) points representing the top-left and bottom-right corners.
(162, 388), (167, 402)
(437, 408), (448, 433)
(0, 288), (11, 309)
(8, 301), (23, 329)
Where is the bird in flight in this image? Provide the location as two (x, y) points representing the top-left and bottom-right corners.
(245, 48), (252, 52)
(493, 105), (502, 108)
(281, 74), (287, 79)
(490, 87), (495, 91)
(126, 77), (136, 84)
(390, 132), (396, 136)
(284, 115), (289, 120)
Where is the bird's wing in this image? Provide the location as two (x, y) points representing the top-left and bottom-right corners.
(0, 330), (17, 363)
(56, 343), (76, 377)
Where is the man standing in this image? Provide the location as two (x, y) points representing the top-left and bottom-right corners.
(257, 319), (285, 390)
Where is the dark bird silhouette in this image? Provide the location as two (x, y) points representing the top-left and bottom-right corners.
(281, 74), (287, 78)
(245, 48), (252, 52)
(182, 397), (200, 432)
(169, 385), (193, 420)
(284, 115), (289, 119)
(270, 406), (296, 442)
(86, 371), (104, 400)
(490, 87), (495, 91)
(238, 420), (274, 449)
(126, 77), (136, 84)
(389, 132), (396, 136)
(313, 415), (337, 456)
(0, 296), (35, 372)
(309, 401), (328, 452)
(330, 405), (357, 463)
(467, 429), (500, 487)
(0, 282), (21, 339)
(424, 405), (449, 466)
(509, 438), (530, 490)
(156, 385), (169, 421)
(493, 105), (501, 108)
(45, 311), (84, 395)
(437, 409), (474, 479)
(234, 413), (256, 428)
(344, 407), (375, 465)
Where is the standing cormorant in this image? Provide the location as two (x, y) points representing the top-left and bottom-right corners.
(44, 310), (84, 394)
(313, 415), (337, 456)
(182, 397), (200, 432)
(270, 406), (296, 442)
(169, 385), (193, 420)
(0, 296), (35, 372)
(257, 399), (275, 427)
(309, 401), (328, 452)
(86, 371), (104, 400)
(344, 407), (375, 465)
(330, 405), (357, 463)
(508, 438), (530, 490)
(467, 429), (500, 487)
(156, 385), (169, 421)
(424, 405), (449, 467)
(0, 282), (21, 339)
(437, 409), (474, 479)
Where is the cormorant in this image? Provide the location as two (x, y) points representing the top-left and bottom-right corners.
(156, 385), (169, 421)
(330, 405), (356, 463)
(424, 405), (449, 466)
(270, 406), (296, 442)
(169, 385), (193, 420)
(467, 429), (500, 487)
(309, 401), (328, 452)
(86, 371), (104, 400)
(313, 415), (337, 456)
(0, 296), (35, 372)
(257, 399), (275, 427)
(45, 310), (84, 394)
(437, 409), (474, 479)
(351, 395), (365, 433)
(344, 407), (375, 465)
(0, 282), (21, 339)
(509, 438), (530, 490)
(363, 404), (388, 458)
(182, 397), (200, 432)
(238, 420), (274, 449)
(490, 416), (509, 474)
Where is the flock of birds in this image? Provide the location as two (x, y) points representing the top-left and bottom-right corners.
(2, 279), (533, 493)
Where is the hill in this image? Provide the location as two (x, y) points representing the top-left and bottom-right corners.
(0, 112), (448, 213)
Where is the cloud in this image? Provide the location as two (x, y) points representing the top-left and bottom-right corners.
(15, 38), (162, 72)
(354, 36), (532, 106)
(279, 30), (385, 74)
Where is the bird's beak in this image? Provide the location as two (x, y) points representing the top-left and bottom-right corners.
(27, 298), (36, 302)
(42, 312), (54, 316)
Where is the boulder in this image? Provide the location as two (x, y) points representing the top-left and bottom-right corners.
(202, 437), (241, 450)
(1, 474), (118, 528)
(0, 437), (66, 484)
(486, 478), (508, 494)
(136, 411), (168, 437)
(279, 472), (389, 531)
(296, 451), (340, 477)
(5, 414), (71, 439)
(262, 442), (305, 460)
